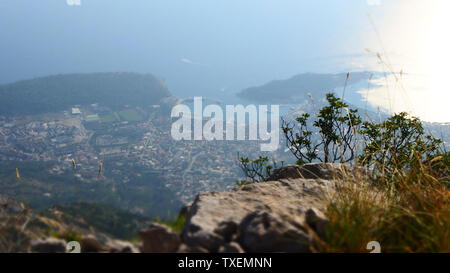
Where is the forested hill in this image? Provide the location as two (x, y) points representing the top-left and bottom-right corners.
(0, 72), (171, 116)
(237, 72), (375, 104)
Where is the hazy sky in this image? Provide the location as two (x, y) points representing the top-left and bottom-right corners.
(0, 1), (378, 90)
(0, 0), (448, 122)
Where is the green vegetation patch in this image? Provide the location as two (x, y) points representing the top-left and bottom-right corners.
(100, 113), (117, 123)
(153, 213), (186, 233)
(118, 109), (143, 122)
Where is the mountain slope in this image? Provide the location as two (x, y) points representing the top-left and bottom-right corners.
(237, 72), (375, 104)
(0, 161), (183, 219)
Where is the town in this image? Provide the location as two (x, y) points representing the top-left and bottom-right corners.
(0, 102), (273, 205)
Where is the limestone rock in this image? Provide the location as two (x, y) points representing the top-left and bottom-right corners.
(176, 243), (209, 253)
(106, 239), (139, 253)
(305, 208), (328, 240)
(181, 163), (342, 252)
(139, 223), (181, 253)
(218, 242), (244, 253)
(81, 235), (106, 253)
(237, 211), (310, 252)
(30, 237), (66, 253)
(269, 163), (353, 180)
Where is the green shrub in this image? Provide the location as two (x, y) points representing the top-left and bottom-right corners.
(359, 112), (443, 184)
(237, 156), (279, 183)
(282, 93), (361, 165)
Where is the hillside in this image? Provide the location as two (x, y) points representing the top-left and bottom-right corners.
(0, 161), (183, 219)
(0, 196), (147, 252)
(42, 202), (149, 240)
(0, 72), (171, 116)
(237, 72), (376, 104)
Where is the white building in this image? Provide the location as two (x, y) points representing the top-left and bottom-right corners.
(71, 107), (81, 115)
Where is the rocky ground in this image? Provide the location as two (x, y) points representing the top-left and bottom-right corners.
(2, 163), (358, 253)
(176, 163), (345, 253)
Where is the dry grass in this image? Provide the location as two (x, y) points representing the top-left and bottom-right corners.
(0, 199), (31, 252)
(314, 158), (449, 253)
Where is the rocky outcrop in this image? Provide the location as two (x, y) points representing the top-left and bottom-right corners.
(30, 237), (66, 253)
(80, 235), (139, 253)
(28, 235), (139, 253)
(139, 223), (181, 253)
(80, 235), (107, 253)
(179, 163), (345, 253)
(106, 239), (139, 253)
(1, 195), (144, 253)
(268, 163), (358, 180)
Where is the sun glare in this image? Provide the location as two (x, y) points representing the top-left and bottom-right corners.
(421, 0), (450, 122)
(362, 0), (450, 123)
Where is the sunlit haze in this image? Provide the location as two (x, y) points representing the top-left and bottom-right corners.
(359, 0), (450, 122)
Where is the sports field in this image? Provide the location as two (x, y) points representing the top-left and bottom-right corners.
(118, 109), (143, 122)
(100, 113), (117, 123)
